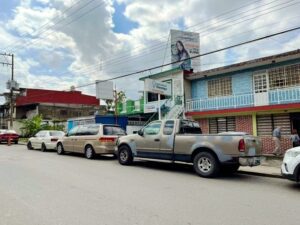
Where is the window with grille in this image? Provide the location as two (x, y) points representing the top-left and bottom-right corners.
(208, 77), (232, 97)
(257, 114), (291, 136)
(269, 63), (300, 89)
(209, 117), (235, 134)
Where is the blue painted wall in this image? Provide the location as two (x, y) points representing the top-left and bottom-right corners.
(191, 71), (253, 99)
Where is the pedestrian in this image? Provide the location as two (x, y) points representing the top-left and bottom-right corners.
(290, 129), (300, 148)
(272, 126), (282, 156)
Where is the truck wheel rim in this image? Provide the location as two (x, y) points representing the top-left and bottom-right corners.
(86, 147), (93, 158)
(198, 157), (212, 173)
(120, 150), (128, 162)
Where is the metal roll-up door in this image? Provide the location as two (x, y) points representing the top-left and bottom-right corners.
(257, 114), (291, 136)
(273, 114), (291, 135)
(209, 117), (236, 134)
(257, 115), (272, 136)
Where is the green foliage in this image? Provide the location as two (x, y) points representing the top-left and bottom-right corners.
(105, 91), (126, 112)
(20, 115), (65, 137)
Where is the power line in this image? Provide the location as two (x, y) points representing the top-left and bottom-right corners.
(15, 26), (300, 102)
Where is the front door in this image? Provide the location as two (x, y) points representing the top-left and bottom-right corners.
(64, 126), (78, 152)
(135, 121), (161, 158)
(253, 72), (269, 106)
(159, 120), (175, 160)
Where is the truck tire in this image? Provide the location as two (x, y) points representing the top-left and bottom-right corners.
(193, 152), (220, 178)
(118, 145), (133, 165)
(85, 145), (95, 159)
(27, 142), (33, 150)
(57, 143), (64, 155)
(41, 143), (47, 152)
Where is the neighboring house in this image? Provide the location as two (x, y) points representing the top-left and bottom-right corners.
(0, 104), (9, 129)
(1, 88), (102, 131)
(185, 49), (300, 153)
(15, 88), (101, 120)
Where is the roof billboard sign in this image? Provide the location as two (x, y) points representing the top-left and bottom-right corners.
(170, 29), (200, 71)
(96, 80), (114, 100)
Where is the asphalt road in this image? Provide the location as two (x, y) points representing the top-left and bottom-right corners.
(0, 144), (299, 225)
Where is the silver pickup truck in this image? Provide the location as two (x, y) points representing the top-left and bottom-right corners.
(116, 119), (262, 178)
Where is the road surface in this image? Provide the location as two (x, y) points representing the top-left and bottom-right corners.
(0, 144), (299, 225)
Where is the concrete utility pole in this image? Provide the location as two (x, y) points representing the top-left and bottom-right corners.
(0, 53), (15, 128)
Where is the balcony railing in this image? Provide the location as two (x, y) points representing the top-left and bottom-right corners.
(269, 87), (300, 104)
(186, 86), (300, 112)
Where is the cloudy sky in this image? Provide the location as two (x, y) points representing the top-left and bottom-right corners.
(1, 0), (300, 103)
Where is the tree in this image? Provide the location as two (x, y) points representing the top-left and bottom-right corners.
(20, 115), (65, 137)
(105, 91), (126, 112)
(20, 115), (43, 137)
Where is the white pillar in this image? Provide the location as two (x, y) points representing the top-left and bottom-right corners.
(158, 94), (161, 120)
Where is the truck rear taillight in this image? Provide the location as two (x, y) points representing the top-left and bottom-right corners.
(238, 139), (245, 152)
(51, 138), (58, 142)
(99, 137), (116, 143)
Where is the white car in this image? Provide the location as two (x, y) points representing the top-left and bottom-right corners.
(27, 130), (65, 152)
(281, 146), (300, 182)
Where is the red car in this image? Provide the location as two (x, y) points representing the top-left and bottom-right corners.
(0, 130), (19, 144)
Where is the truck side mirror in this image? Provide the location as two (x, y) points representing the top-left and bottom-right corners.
(137, 130), (144, 136)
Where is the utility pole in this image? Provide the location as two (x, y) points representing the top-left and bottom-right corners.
(0, 53), (15, 128)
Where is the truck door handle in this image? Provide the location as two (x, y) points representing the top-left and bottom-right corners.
(154, 139), (160, 142)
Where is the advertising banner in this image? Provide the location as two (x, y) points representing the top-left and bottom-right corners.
(170, 29), (200, 71)
(95, 80), (114, 100)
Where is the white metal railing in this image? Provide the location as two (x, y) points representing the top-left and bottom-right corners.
(186, 87), (300, 112)
(186, 93), (254, 112)
(269, 87), (300, 104)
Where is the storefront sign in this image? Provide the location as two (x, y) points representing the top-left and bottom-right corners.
(144, 79), (171, 96)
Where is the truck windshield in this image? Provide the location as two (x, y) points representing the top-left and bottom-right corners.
(180, 120), (202, 134)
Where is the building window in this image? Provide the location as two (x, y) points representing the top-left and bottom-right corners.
(209, 117), (235, 134)
(269, 63), (300, 90)
(208, 77), (232, 97)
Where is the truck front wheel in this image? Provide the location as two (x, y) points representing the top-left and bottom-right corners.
(193, 152), (220, 178)
(118, 145), (133, 165)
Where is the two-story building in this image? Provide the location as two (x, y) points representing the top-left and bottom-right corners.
(185, 49), (300, 153)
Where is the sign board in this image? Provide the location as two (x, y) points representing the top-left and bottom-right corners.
(170, 29), (200, 71)
(96, 80), (114, 100)
(144, 79), (171, 96)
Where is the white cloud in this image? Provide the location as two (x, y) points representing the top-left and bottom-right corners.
(1, 0), (300, 105)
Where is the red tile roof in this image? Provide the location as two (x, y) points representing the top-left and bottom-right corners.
(16, 89), (99, 106)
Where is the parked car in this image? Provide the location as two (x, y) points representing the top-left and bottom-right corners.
(116, 119), (262, 178)
(0, 129), (19, 144)
(281, 146), (300, 182)
(56, 124), (126, 159)
(27, 130), (65, 151)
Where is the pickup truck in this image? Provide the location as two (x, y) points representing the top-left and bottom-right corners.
(116, 119), (262, 178)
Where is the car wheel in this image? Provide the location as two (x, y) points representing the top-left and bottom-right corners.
(193, 152), (220, 178)
(85, 145), (95, 159)
(14, 140), (18, 144)
(27, 142), (33, 150)
(41, 143), (47, 152)
(57, 143), (64, 155)
(118, 145), (133, 165)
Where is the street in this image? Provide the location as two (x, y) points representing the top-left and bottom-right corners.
(0, 145), (299, 225)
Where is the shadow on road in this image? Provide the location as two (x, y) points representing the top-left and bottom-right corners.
(132, 160), (252, 181)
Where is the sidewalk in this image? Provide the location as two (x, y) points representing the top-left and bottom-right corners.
(238, 155), (283, 178)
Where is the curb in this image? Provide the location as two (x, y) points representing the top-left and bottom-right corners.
(238, 170), (283, 179)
